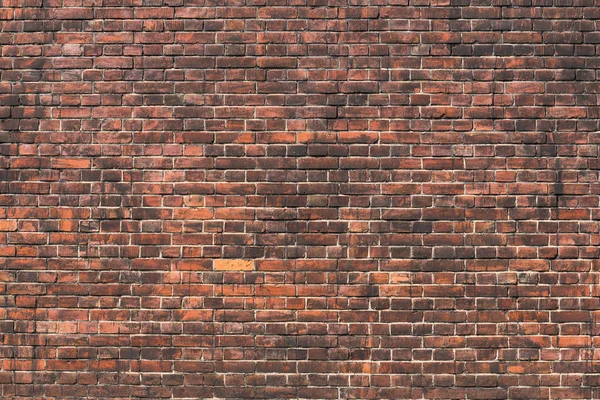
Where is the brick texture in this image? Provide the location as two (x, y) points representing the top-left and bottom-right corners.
(2, 0), (600, 399)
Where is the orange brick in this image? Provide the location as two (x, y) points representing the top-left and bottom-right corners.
(213, 259), (254, 271)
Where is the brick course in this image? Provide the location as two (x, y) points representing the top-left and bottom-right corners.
(2, 0), (600, 399)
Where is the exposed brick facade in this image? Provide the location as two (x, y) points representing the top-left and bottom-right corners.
(2, 1), (600, 399)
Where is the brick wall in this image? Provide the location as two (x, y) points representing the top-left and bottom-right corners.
(2, 1), (600, 399)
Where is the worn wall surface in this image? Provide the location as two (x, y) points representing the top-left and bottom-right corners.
(2, 0), (600, 399)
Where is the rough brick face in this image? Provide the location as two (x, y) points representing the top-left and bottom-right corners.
(1, 0), (600, 399)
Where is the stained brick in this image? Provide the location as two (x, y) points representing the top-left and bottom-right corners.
(2, 2), (599, 399)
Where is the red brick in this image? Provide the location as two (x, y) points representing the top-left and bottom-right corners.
(2, 3), (598, 398)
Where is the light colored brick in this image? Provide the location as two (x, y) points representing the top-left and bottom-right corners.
(213, 259), (254, 271)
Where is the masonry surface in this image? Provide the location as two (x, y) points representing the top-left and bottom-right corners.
(1, 1), (600, 399)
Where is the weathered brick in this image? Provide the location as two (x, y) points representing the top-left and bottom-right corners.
(2, 2), (599, 399)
